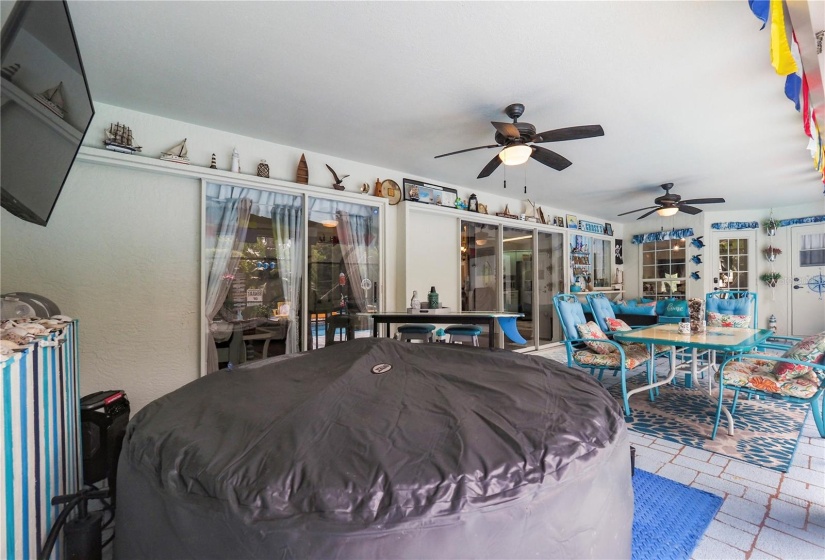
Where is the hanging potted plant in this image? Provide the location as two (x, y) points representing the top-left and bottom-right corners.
(760, 272), (782, 288)
(763, 246), (782, 262)
(763, 216), (780, 236)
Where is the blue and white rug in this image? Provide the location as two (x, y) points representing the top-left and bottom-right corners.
(612, 379), (808, 472)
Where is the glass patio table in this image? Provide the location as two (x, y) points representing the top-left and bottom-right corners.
(613, 323), (773, 436)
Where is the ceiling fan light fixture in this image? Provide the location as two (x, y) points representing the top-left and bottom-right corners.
(656, 206), (679, 217)
(498, 145), (532, 166)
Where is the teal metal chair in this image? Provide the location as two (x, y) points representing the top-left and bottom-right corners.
(713, 351), (825, 439)
(705, 290), (758, 329)
(553, 294), (656, 416)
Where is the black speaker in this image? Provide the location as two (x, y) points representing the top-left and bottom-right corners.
(80, 390), (130, 497)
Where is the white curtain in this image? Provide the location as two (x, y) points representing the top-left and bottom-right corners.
(204, 197), (252, 373)
(336, 212), (371, 312)
(272, 204), (304, 354)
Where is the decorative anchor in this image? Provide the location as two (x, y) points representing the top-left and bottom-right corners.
(326, 164), (349, 191)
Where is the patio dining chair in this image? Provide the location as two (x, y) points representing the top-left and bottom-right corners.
(712, 331), (825, 439)
(705, 290), (758, 329)
(553, 294), (656, 416)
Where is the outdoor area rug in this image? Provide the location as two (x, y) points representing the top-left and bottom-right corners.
(632, 469), (722, 560)
(610, 377), (808, 472)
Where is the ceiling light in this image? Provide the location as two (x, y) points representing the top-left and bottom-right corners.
(656, 207), (679, 217)
(321, 219), (338, 228)
(498, 145), (532, 166)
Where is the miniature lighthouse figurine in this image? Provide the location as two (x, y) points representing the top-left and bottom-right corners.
(768, 314), (777, 333)
(231, 148), (240, 173)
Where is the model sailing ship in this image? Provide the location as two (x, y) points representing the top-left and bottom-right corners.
(160, 138), (189, 164)
(104, 123), (142, 154)
(34, 82), (65, 119)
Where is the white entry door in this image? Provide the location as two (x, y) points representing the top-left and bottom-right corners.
(791, 223), (825, 336)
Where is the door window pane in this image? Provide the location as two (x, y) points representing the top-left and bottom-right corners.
(717, 236), (750, 290)
(205, 185), (303, 371)
(461, 222), (499, 312)
(307, 197), (380, 349)
(503, 227), (533, 350)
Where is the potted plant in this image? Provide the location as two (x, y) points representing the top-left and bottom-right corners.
(760, 272), (782, 288)
(763, 216), (780, 236)
(763, 246), (782, 262)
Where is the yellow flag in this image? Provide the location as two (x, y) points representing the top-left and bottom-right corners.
(770, 0), (797, 75)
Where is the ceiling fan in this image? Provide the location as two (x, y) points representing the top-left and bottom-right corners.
(618, 183), (725, 220)
(434, 103), (604, 179)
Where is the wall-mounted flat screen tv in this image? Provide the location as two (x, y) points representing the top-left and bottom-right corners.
(1, 0), (94, 226)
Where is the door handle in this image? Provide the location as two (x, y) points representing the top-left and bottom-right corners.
(793, 285), (804, 289)
(793, 277), (800, 282)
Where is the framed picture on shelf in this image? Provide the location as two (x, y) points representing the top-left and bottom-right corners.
(439, 188), (457, 208)
(418, 186), (433, 204)
(404, 179), (422, 201)
(604, 222), (613, 236)
(566, 214), (578, 230)
(615, 239), (624, 264)
(554, 216), (565, 227)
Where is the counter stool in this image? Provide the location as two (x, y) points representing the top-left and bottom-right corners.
(445, 325), (482, 346)
(396, 323), (435, 343)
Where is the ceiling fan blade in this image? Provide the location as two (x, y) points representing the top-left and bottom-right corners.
(530, 146), (572, 171)
(491, 121), (521, 139)
(477, 154), (503, 178)
(679, 197), (725, 205)
(434, 144), (500, 158)
(617, 206), (658, 216)
(678, 204), (703, 215)
(636, 208), (661, 220)
(532, 125), (605, 143)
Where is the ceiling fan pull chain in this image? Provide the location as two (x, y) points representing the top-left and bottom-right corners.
(503, 165), (507, 189)
(524, 166), (527, 194)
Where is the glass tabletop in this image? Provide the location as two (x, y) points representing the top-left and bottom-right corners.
(613, 323), (773, 351)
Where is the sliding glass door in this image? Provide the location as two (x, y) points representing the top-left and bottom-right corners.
(203, 182), (383, 373)
(503, 226), (533, 351)
(307, 197), (380, 350)
(537, 230), (564, 346)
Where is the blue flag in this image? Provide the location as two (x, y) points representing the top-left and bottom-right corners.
(785, 73), (801, 111)
(749, 0), (769, 29)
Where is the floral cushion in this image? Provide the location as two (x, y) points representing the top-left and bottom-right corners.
(606, 317), (632, 332)
(773, 332), (825, 381)
(573, 344), (650, 370)
(720, 359), (821, 399)
(576, 321), (615, 354)
(707, 312), (751, 328)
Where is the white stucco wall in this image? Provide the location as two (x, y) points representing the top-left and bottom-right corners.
(2, 102), (624, 412)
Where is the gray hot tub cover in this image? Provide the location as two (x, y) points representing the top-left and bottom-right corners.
(116, 338), (633, 559)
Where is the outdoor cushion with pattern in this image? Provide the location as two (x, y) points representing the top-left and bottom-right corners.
(707, 312), (751, 328)
(605, 317), (670, 354)
(573, 344), (650, 370)
(773, 331), (825, 382)
(576, 321), (616, 354)
(720, 359), (820, 399)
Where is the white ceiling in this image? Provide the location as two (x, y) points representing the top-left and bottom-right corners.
(65, 0), (824, 222)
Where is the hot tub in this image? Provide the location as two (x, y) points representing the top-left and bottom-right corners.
(116, 338), (633, 559)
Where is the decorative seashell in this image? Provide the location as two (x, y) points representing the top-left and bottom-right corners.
(37, 319), (64, 328)
(0, 339), (23, 351)
(51, 315), (73, 322)
(18, 323), (48, 335)
(2, 328), (32, 346)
